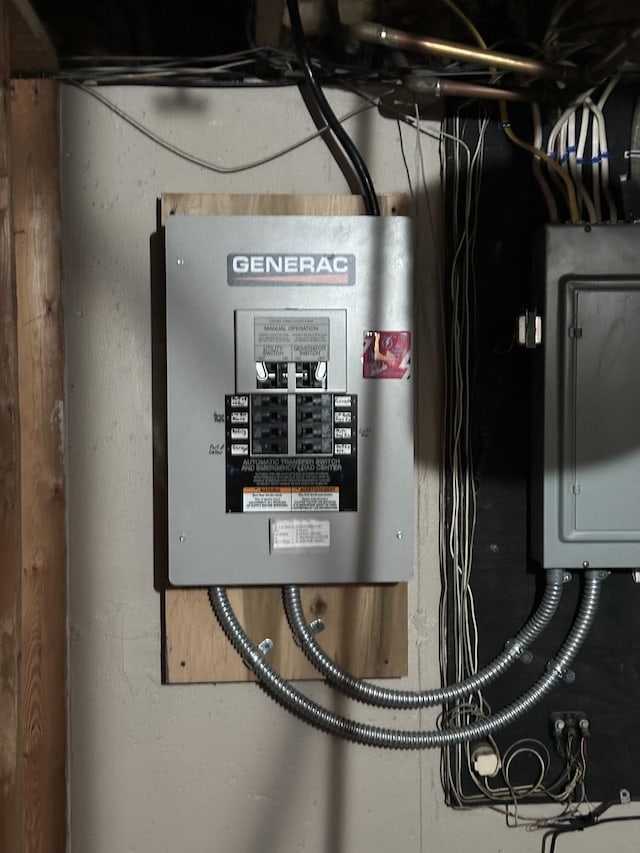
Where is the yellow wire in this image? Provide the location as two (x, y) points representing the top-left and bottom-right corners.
(438, 0), (580, 222)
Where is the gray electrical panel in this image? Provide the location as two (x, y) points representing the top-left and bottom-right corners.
(532, 224), (640, 569)
(165, 214), (414, 585)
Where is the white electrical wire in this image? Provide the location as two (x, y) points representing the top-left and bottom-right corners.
(567, 109), (598, 223)
(70, 81), (385, 175)
(589, 99), (603, 221)
(437, 110), (490, 804)
(593, 74), (620, 222)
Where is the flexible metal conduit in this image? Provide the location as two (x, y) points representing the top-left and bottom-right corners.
(208, 571), (603, 749)
(283, 568), (565, 709)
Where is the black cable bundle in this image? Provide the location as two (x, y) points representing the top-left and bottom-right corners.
(285, 0), (380, 216)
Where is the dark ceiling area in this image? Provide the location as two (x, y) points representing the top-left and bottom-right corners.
(29, 0), (253, 57)
(27, 0), (640, 74)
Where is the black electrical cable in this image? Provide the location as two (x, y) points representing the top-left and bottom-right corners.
(285, 0), (381, 216)
(541, 803), (640, 853)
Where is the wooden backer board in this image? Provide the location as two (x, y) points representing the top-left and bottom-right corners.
(161, 193), (409, 684)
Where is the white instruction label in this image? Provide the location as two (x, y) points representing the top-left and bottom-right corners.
(270, 519), (331, 552)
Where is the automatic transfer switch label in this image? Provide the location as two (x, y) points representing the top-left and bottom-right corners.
(225, 394), (357, 513)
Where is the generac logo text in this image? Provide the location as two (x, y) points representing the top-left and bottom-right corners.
(228, 253), (355, 286)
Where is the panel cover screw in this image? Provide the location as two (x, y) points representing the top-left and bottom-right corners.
(176, 258), (185, 266)
(179, 534), (186, 542)
(396, 531), (403, 539)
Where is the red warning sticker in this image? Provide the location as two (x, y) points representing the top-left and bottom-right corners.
(362, 331), (412, 379)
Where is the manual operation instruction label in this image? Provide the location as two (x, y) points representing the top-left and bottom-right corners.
(254, 317), (330, 362)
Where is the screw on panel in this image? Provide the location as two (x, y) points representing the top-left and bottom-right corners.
(178, 534), (186, 542)
(176, 258), (185, 266)
(620, 788), (631, 805)
(396, 531), (403, 540)
(582, 561), (590, 569)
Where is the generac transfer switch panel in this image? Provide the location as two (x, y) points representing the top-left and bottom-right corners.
(165, 214), (414, 585)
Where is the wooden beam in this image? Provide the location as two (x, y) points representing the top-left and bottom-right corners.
(9, 0), (57, 75)
(12, 78), (66, 852)
(0, 1), (22, 850)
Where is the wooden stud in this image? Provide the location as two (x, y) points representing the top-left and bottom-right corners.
(0, 1), (22, 849)
(12, 78), (66, 852)
(160, 193), (410, 684)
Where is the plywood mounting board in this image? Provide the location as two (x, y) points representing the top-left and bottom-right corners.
(159, 192), (410, 684)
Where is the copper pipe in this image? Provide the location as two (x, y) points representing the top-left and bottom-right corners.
(352, 21), (582, 86)
(584, 26), (640, 84)
(406, 76), (537, 103)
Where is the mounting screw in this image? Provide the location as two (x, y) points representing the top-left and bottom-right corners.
(396, 531), (403, 540)
(176, 258), (185, 266)
(178, 534), (186, 542)
(582, 561), (590, 569)
(620, 788), (631, 805)
(563, 571), (572, 583)
(554, 718), (565, 733)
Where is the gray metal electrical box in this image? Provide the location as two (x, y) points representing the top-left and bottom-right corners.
(532, 224), (640, 569)
(165, 215), (414, 585)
